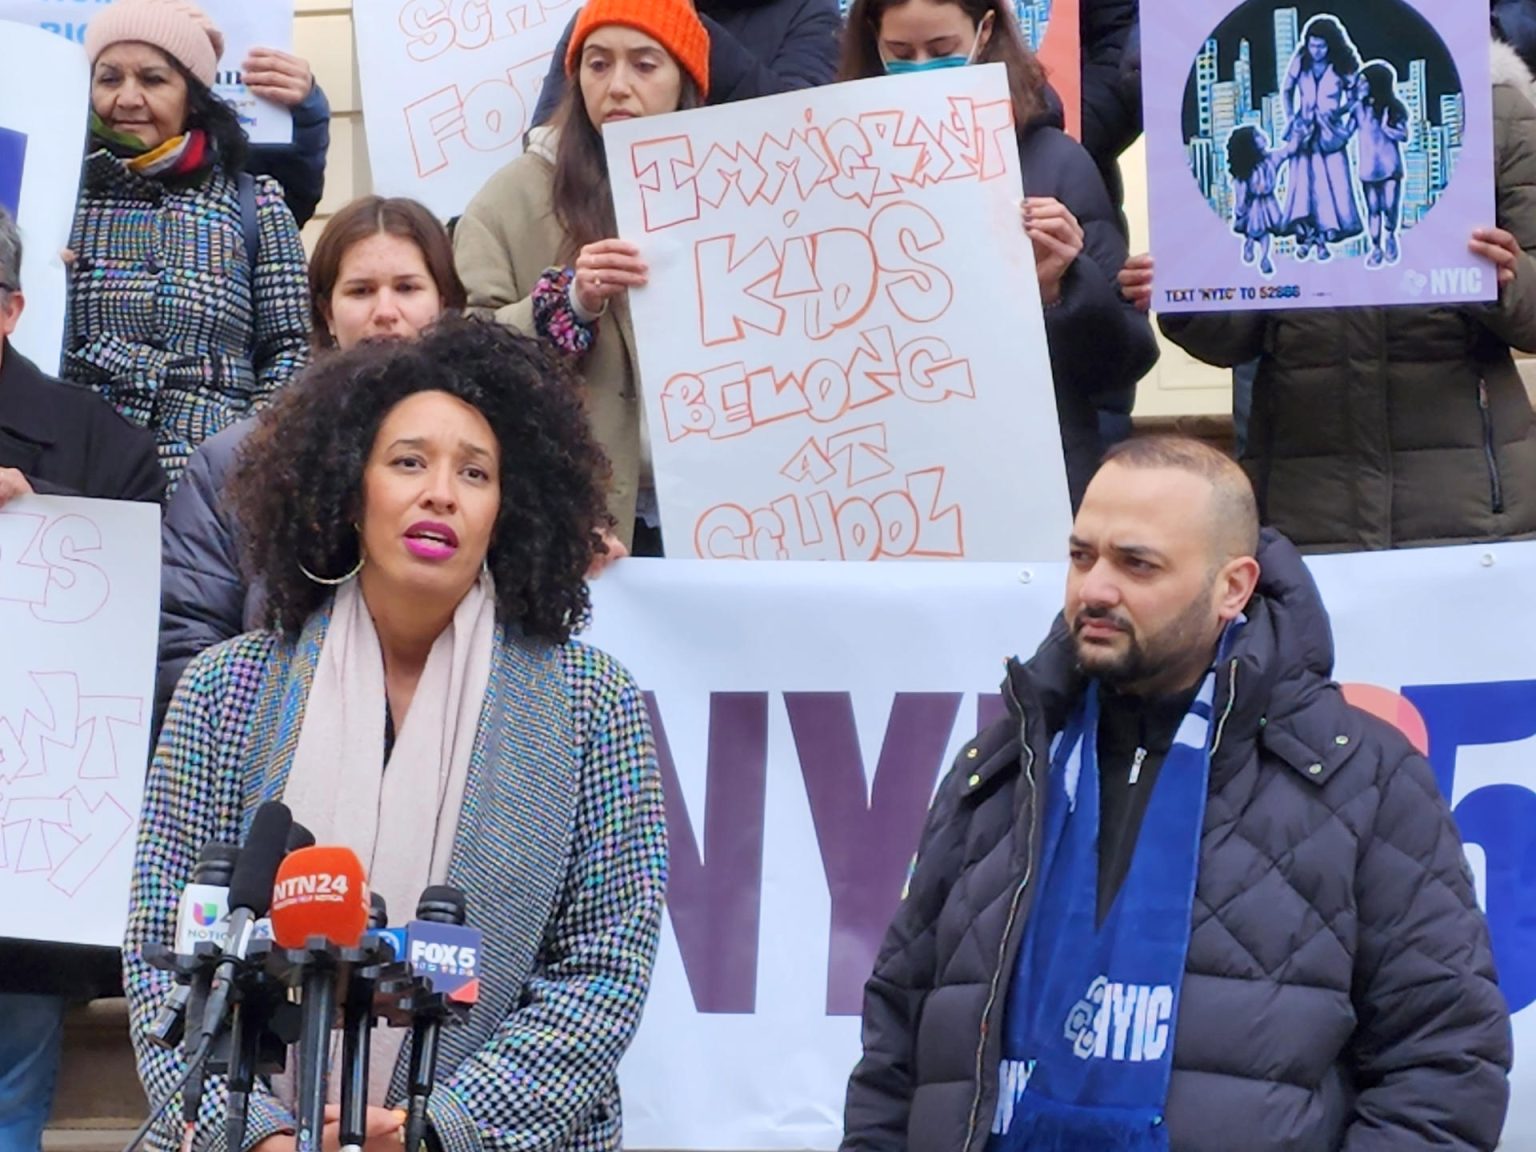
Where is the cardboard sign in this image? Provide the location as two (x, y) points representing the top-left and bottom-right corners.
(605, 65), (1071, 562)
(1144, 0), (1496, 311)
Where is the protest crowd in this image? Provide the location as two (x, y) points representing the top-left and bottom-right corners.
(0, 0), (1532, 1149)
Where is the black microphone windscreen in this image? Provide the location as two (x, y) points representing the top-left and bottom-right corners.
(228, 802), (293, 914)
(415, 885), (467, 925)
(197, 841), (242, 866)
(369, 893), (388, 929)
(287, 822), (317, 852)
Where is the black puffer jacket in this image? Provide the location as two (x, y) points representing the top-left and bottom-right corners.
(842, 532), (1511, 1152)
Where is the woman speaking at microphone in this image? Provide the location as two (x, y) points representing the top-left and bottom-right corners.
(122, 317), (667, 1152)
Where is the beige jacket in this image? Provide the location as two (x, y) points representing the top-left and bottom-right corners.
(454, 129), (642, 546)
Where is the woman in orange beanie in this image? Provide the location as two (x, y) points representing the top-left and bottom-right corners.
(454, 0), (708, 559)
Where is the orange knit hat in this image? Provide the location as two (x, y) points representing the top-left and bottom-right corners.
(565, 0), (710, 100)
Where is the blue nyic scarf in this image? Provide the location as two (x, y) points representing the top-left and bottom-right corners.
(989, 629), (1239, 1151)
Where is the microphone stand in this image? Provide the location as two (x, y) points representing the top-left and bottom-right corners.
(339, 896), (388, 1152)
(402, 1014), (442, 1152)
(294, 946), (340, 1152)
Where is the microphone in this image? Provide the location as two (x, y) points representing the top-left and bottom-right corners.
(148, 841), (239, 1050)
(288, 822), (317, 852)
(339, 894), (389, 1152)
(194, 802), (292, 1048)
(401, 886), (478, 1152)
(271, 846), (370, 1152)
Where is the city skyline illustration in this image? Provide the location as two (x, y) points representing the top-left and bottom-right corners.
(1182, 6), (1464, 260)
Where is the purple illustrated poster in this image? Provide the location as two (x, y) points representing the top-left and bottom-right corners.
(1144, 0), (1495, 312)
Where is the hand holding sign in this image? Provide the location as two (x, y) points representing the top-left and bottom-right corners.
(1023, 196), (1084, 307)
(0, 468), (35, 506)
(240, 47), (313, 108)
(574, 238), (648, 315)
(1470, 227), (1520, 287)
(1118, 253), (1154, 313)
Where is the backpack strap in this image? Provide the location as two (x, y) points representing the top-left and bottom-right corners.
(236, 171), (261, 272)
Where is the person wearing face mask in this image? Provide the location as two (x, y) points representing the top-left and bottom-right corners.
(455, 0), (710, 555)
(840, 0), (1158, 506)
(66, 0), (312, 490)
(153, 196), (466, 732)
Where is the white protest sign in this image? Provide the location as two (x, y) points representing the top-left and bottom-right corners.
(0, 0), (295, 145)
(352, 0), (581, 220)
(0, 495), (161, 949)
(585, 545), (1536, 1148)
(0, 21), (89, 374)
(603, 66), (1070, 562)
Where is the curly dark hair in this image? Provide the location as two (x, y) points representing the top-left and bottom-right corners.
(1226, 125), (1266, 182)
(229, 315), (613, 643)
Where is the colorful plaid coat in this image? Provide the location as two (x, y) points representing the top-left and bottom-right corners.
(123, 609), (667, 1152)
(64, 150), (311, 488)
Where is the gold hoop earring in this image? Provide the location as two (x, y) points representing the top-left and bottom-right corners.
(299, 554), (365, 586)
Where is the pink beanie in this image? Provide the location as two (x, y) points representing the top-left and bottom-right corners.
(85, 0), (225, 89)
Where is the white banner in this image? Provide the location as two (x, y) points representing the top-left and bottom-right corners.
(603, 65), (1070, 562)
(588, 545), (1536, 1149)
(0, 20), (89, 374)
(0, 496), (161, 948)
(0, 0), (295, 145)
(352, 0), (579, 221)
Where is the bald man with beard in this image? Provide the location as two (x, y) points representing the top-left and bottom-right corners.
(842, 436), (1511, 1152)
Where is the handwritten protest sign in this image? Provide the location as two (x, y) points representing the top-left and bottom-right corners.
(0, 0), (295, 144)
(0, 21), (89, 373)
(353, 0), (580, 221)
(1144, 0), (1495, 311)
(0, 496), (160, 949)
(604, 65), (1070, 562)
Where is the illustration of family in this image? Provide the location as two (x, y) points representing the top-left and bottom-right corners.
(1228, 14), (1412, 275)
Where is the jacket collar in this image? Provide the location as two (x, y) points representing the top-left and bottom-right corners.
(991, 530), (1352, 795)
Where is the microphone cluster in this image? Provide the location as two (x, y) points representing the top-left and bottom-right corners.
(141, 802), (480, 1152)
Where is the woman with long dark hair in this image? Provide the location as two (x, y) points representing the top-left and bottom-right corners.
(839, 0), (1157, 504)
(65, 0), (311, 489)
(1279, 14), (1365, 260)
(454, 0), (707, 554)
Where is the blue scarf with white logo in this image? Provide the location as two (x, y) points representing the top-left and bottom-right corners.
(988, 636), (1234, 1150)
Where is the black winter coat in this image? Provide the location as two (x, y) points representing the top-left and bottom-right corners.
(842, 532), (1511, 1152)
(1019, 114), (1157, 503)
(0, 339), (164, 504)
(1079, 0), (1141, 218)
(528, 0), (843, 126)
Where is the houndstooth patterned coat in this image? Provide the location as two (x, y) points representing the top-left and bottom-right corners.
(64, 150), (311, 488)
(123, 608), (667, 1152)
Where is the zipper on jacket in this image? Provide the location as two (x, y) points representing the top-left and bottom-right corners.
(962, 676), (1037, 1152)
(1212, 659), (1239, 758)
(1477, 382), (1505, 514)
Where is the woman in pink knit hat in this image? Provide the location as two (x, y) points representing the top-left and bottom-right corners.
(61, 0), (312, 491)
